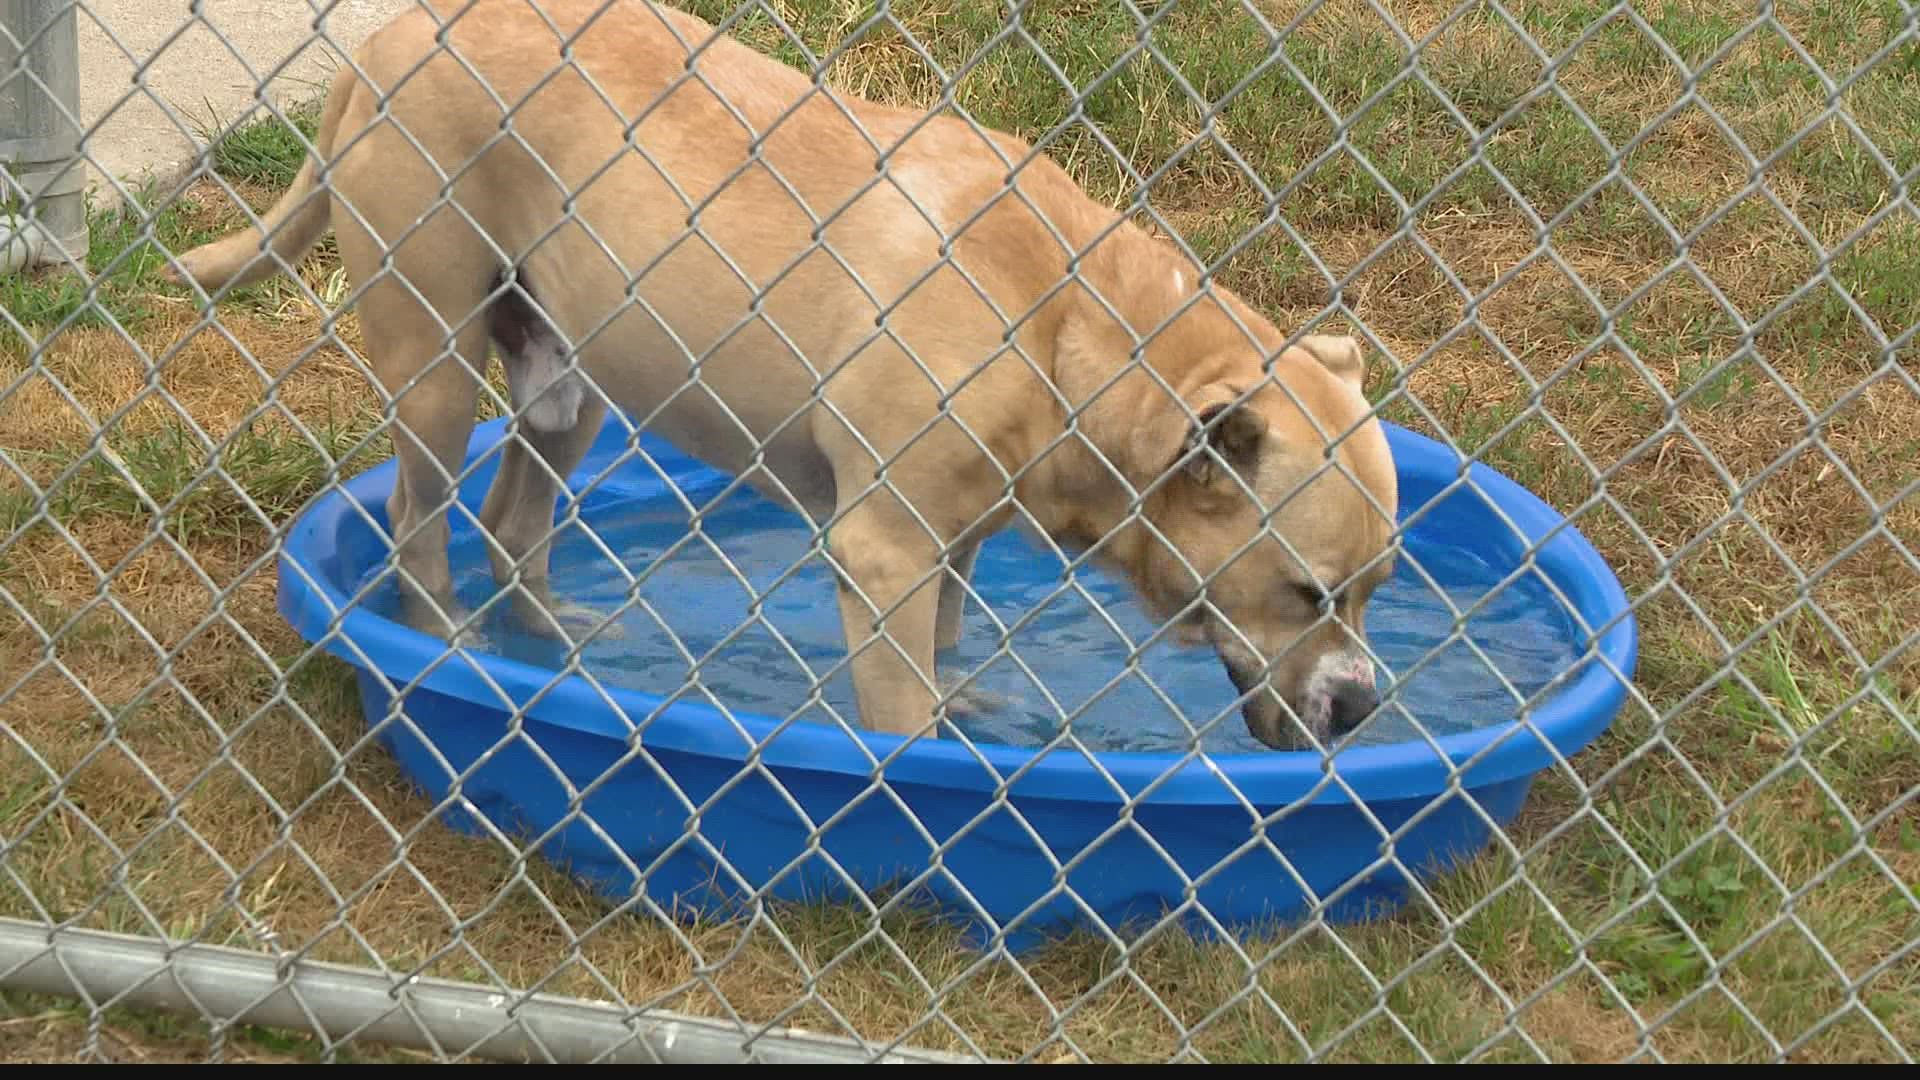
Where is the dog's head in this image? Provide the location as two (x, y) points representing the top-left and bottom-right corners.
(1059, 309), (1399, 750)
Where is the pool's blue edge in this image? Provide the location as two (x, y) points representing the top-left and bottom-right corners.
(276, 417), (1639, 809)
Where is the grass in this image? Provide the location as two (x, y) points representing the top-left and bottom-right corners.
(2, 0), (1916, 1064)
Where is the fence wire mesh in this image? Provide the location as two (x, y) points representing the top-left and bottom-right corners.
(0, 0), (1915, 1064)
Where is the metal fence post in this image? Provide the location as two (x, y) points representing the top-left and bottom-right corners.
(0, 0), (87, 271)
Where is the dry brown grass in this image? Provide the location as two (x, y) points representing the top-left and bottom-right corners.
(2, 0), (1916, 1063)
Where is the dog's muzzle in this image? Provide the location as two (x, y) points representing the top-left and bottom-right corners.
(1225, 648), (1381, 750)
(1222, 657), (1306, 750)
(1327, 677), (1379, 737)
(1309, 648), (1381, 741)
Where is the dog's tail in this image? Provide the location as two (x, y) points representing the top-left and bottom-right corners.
(166, 61), (359, 293)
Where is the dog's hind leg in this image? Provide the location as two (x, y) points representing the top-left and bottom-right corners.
(475, 270), (614, 642)
(333, 203), (496, 646)
(477, 397), (613, 643)
(370, 299), (492, 646)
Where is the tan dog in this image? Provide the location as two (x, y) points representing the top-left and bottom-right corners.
(169, 0), (1399, 749)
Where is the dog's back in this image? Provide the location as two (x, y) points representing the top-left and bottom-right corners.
(343, 2), (1107, 491)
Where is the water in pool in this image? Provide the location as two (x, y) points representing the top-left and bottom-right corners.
(388, 480), (1587, 754)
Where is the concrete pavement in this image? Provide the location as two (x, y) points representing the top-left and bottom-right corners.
(76, 0), (416, 204)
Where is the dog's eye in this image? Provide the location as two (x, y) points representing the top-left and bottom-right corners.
(1294, 584), (1331, 611)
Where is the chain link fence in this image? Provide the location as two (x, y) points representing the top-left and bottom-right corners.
(1, 0), (1914, 1064)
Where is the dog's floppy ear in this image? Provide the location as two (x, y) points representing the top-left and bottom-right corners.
(1179, 391), (1266, 488)
(1054, 304), (1269, 488)
(1294, 334), (1367, 390)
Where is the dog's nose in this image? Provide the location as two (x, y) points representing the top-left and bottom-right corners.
(1328, 680), (1379, 736)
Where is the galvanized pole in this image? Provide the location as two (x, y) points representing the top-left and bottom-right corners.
(0, 0), (88, 270)
(0, 920), (989, 1063)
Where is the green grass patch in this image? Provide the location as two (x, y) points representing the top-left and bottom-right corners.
(5, 408), (383, 544)
(195, 99), (323, 189)
(0, 184), (219, 346)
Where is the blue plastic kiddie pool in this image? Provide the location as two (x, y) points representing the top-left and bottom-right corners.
(277, 412), (1637, 952)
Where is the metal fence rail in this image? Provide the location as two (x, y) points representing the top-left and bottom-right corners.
(0, 0), (1914, 1064)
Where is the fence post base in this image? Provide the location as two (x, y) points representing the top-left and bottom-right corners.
(0, 0), (89, 271)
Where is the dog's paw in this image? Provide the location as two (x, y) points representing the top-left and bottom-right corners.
(513, 593), (624, 643)
(447, 624), (497, 655)
(400, 594), (484, 650)
(552, 599), (625, 642)
(938, 678), (1008, 719)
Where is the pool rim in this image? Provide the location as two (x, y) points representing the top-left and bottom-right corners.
(277, 418), (1639, 808)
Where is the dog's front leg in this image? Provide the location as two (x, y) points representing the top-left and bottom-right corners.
(827, 503), (945, 740)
